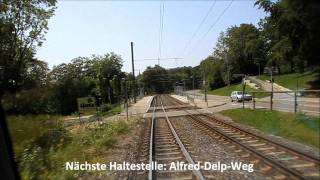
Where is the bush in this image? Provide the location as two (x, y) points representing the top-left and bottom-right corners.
(19, 127), (70, 180)
(100, 103), (113, 112)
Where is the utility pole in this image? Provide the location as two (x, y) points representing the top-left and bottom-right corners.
(270, 67), (273, 111)
(192, 75), (195, 98)
(125, 81), (129, 121)
(131, 42), (136, 103)
(242, 77), (246, 109)
(122, 78), (128, 121)
(226, 53), (230, 87)
(204, 74), (208, 107)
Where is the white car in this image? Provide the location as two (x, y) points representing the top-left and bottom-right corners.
(230, 91), (252, 102)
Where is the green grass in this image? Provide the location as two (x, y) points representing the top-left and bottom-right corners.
(101, 104), (122, 116)
(221, 108), (320, 149)
(206, 83), (267, 98)
(68, 104), (122, 118)
(6, 115), (63, 156)
(258, 71), (317, 90)
(7, 113), (135, 180)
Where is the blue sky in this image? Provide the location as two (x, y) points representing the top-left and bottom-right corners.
(36, 0), (267, 73)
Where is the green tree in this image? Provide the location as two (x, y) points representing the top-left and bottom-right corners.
(142, 65), (170, 94)
(0, 0), (56, 96)
(200, 56), (224, 90)
(255, 0), (320, 72)
(225, 24), (266, 75)
(0, 1), (56, 178)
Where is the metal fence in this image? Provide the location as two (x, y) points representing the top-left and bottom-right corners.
(249, 90), (320, 116)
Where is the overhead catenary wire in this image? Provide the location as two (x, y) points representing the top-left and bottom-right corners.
(197, 0), (234, 47)
(182, 0), (217, 52)
(185, 0), (234, 57)
(135, 57), (183, 61)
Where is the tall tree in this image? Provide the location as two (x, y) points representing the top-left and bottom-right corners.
(0, 0), (56, 178)
(255, 0), (320, 72)
(0, 0), (56, 96)
(142, 65), (170, 94)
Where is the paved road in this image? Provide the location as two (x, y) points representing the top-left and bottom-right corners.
(184, 90), (320, 117)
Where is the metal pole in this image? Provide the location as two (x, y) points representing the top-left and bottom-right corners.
(242, 78), (245, 109)
(123, 79), (129, 121)
(253, 92), (255, 110)
(270, 68), (273, 111)
(204, 75), (207, 104)
(226, 53), (230, 87)
(192, 76), (195, 98)
(295, 79), (299, 113)
(131, 42), (136, 103)
(294, 91), (297, 113)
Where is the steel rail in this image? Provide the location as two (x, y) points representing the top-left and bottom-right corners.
(148, 96), (156, 180)
(169, 95), (320, 162)
(159, 95), (205, 180)
(187, 113), (306, 179)
(167, 95), (318, 179)
(200, 113), (320, 163)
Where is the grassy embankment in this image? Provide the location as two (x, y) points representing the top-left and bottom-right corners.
(221, 108), (320, 149)
(207, 83), (267, 98)
(65, 104), (122, 119)
(6, 105), (130, 179)
(258, 71), (317, 90)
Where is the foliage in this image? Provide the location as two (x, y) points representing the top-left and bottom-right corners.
(200, 56), (224, 90)
(3, 52), (125, 115)
(258, 71), (318, 90)
(9, 116), (134, 179)
(255, 0), (320, 72)
(0, 0), (57, 95)
(6, 115), (63, 156)
(206, 83), (267, 98)
(197, 0), (320, 92)
(141, 65), (170, 94)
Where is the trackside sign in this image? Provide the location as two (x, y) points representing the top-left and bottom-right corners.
(77, 97), (96, 112)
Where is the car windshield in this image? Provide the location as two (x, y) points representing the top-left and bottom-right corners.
(237, 92), (243, 95)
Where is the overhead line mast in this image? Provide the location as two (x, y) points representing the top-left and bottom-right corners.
(158, 1), (165, 65)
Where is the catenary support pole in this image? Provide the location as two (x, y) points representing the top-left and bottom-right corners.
(270, 68), (273, 111)
(131, 42), (136, 103)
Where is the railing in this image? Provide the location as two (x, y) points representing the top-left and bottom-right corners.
(249, 90), (320, 116)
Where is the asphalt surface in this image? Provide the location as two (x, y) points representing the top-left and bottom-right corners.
(184, 90), (320, 117)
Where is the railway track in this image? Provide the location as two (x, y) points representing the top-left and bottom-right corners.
(148, 95), (205, 180)
(165, 94), (320, 180)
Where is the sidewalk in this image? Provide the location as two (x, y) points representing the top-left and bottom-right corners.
(120, 96), (154, 118)
(170, 94), (238, 113)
